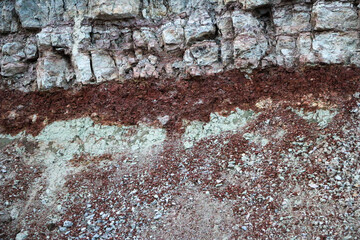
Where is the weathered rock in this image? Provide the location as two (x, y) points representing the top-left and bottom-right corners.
(273, 4), (311, 35)
(15, 0), (48, 29)
(0, 0), (19, 33)
(312, 1), (358, 31)
(312, 32), (359, 64)
(73, 52), (93, 84)
(240, 0), (271, 10)
(36, 51), (74, 89)
(162, 23), (185, 51)
(297, 33), (316, 64)
(1, 62), (28, 77)
(189, 41), (219, 66)
(90, 0), (140, 19)
(2, 42), (23, 56)
(185, 9), (216, 44)
(231, 11), (268, 69)
(24, 39), (38, 60)
(275, 36), (296, 67)
(91, 51), (118, 82)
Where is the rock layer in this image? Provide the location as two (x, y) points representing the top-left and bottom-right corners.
(1, 0), (360, 91)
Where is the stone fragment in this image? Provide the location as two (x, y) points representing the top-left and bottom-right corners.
(240, 0), (271, 10)
(231, 11), (268, 69)
(0, 0), (19, 33)
(312, 1), (358, 31)
(36, 51), (75, 89)
(1, 62), (28, 77)
(73, 52), (93, 84)
(15, 0), (48, 29)
(217, 12), (234, 40)
(312, 32), (359, 64)
(91, 51), (118, 82)
(275, 36), (296, 67)
(189, 41), (219, 66)
(297, 33), (316, 64)
(90, 0), (140, 19)
(2, 42), (23, 56)
(162, 23), (185, 51)
(273, 4), (311, 35)
(24, 38), (38, 60)
(168, 0), (189, 14)
(185, 9), (216, 44)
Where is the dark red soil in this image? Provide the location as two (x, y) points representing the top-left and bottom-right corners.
(0, 65), (359, 136)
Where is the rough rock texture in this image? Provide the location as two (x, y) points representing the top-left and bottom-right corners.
(1, 0), (360, 91)
(1, 0), (360, 239)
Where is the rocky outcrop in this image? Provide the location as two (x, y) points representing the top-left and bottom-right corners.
(0, 0), (360, 91)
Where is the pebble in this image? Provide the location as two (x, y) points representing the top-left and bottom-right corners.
(63, 220), (73, 228)
(309, 183), (318, 189)
(335, 175), (342, 181)
(242, 226), (247, 231)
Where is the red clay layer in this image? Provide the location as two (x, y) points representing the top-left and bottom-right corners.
(0, 65), (359, 136)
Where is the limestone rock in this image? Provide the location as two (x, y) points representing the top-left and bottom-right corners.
(91, 51), (118, 82)
(0, 0), (19, 33)
(231, 11), (268, 69)
(73, 52), (93, 84)
(15, 0), (48, 29)
(36, 51), (74, 89)
(185, 9), (216, 44)
(90, 0), (140, 19)
(297, 33), (316, 64)
(162, 23), (185, 51)
(1, 62), (28, 77)
(312, 1), (359, 31)
(189, 41), (219, 66)
(275, 36), (296, 67)
(273, 4), (311, 35)
(2, 42), (23, 56)
(240, 0), (271, 10)
(312, 32), (359, 64)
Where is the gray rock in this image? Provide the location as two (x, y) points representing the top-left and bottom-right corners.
(185, 9), (216, 44)
(0, 0), (19, 33)
(90, 0), (140, 19)
(312, 32), (359, 64)
(240, 0), (271, 10)
(312, 1), (358, 31)
(73, 52), (93, 84)
(2, 42), (23, 56)
(1, 62), (28, 77)
(91, 51), (118, 82)
(162, 23), (185, 51)
(273, 4), (311, 35)
(36, 51), (75, 89)
(189, 41), (219, 66)
(15, 231), (28, 240)
(63, 220), (73, 227)
(15, 0), (48, 29)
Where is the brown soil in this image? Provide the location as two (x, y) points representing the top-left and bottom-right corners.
(0, 65), (359, 136)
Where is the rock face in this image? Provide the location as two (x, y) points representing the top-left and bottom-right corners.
(0, 0), (360, 91)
